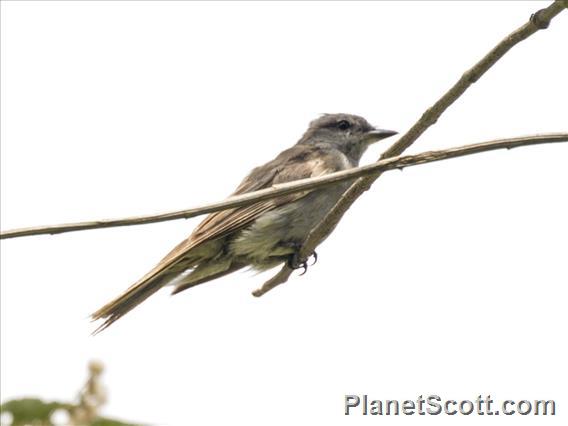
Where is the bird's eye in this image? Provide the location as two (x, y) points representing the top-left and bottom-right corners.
(337, 120), (351, 131)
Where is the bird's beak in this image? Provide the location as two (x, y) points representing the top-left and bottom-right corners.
(364, 128), (398, 143)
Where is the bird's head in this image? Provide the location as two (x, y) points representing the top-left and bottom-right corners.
(297, 113), (397, 163)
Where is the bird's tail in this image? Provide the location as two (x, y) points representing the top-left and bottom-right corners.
(171, 261), (245, 295)
(90, 255), (242, 333)
(91, 275), (167, 334)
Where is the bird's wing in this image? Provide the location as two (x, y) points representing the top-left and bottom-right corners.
(92, 145), (343, 331)
(152, 144), (342, 269)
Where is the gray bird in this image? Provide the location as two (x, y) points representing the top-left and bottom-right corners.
(92, 114), (396, 331)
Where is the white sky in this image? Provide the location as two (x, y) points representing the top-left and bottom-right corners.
(1, 1), (567, 425)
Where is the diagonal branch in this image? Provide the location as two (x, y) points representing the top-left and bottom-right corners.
(1, 134), (565, 241)
(252, 0), (567, 297)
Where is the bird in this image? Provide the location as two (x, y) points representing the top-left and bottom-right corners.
(92, 113), (397, 332)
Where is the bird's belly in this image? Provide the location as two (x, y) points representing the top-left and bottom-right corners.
(229, 182), (352, 267)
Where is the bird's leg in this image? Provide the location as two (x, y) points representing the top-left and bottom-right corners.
(288, 251), (308, 275)
(281, 241), (318, 275)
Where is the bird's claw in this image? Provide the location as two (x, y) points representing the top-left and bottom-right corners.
(298, 261), (308, 276)
(308, 251), (318, 266)
(287, 250), (318, 276)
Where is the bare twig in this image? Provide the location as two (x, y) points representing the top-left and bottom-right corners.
(252, 0), (567, 297)
(2, 134), (565, 241)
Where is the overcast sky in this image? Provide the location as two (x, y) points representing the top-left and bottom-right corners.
(1, 2), (567, 425)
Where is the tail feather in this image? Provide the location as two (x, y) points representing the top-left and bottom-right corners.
(91, 256), (245, 333)
(91, 239), (244, 333)
(91, 256), (199, 333)
(171, 261), (245, 295)
(91, 276), (165, 334)
(91, 236), (209, 333)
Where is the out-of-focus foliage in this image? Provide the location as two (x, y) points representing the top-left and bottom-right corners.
(0, 398), (136, 425)
(0, 398), (71, 425)
(0, 361), (139, 426)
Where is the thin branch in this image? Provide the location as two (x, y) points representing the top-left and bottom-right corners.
(252, 0), (567, 297)
(1, 134), (566, 241)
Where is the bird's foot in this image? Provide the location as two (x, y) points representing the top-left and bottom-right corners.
(285, 244), (318, 276)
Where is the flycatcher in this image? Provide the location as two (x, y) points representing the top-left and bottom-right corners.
(92, 113), (396, 331)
